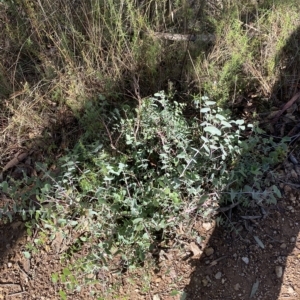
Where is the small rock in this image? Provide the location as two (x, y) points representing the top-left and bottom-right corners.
(280, 243), (287, 249)
(202, 278), (208, 286)
(153, 295), (160, 300)
(284, 185), (292, 193)
(202, 222), (212, 231)
(295, 165), (300, 175)
(215, 271), (222, 280)
(169, 268), (177, 279)
(275, 266), (283, 278)
(189, 242), (202, 257)
(159, 250), (167, 262)
(234, 283), (241, 291)
(23, 259), (30, 273)
(165, 277), (172, 283)
(290, 169), (298, 179)
(204, 247), (214, 256)
(87, 273), (95, 280)
(7, 262), (12, 268)
(287, 285), (295, 293)
(209, 260), (218, 267)
(290, 237), (296, 243)
(242, 257), (249, 264)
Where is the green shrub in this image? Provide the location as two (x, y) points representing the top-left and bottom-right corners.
(0, 92), (288, 292)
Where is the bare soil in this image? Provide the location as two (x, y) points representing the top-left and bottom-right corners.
(106, 166), (300, 300)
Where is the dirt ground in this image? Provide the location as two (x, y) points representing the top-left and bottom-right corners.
(0, 158), (299, 300)
(150, 158), (300, 300)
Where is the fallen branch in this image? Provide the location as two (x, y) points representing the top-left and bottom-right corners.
(271, 91), (300, 124)
(2, 152), (28, 173)
(217, 200), (242, 212)
(8, 291), (28, 297)
(148, 31), (215, 43)
(0, 151), (29, 181)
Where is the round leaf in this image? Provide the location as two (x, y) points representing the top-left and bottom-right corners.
(204, 126), (221, 136)
(204, 100), (216, 106)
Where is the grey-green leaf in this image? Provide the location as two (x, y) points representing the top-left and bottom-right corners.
(23, 251), (31, 259)
(216, 114), (226, 120)
(272, 185), (282, 198)
(180, 291), (187, 300)
(132, 218), (144, 224)
(204, 126), (221, 136)
(221, 120), (232, 128)
(254, 236), (265, 249)
(205, 100), (216, 106)
(250, 280), (259, 298)
(235, 119), (244, 125)
(200, 107), (210, 113)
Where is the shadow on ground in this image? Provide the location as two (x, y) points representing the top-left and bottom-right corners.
(0, 215), (27, 297)
(184, 16), (300, 300)
(185, 194), (300, 299)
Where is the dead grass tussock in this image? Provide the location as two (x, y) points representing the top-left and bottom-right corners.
(0, 86), (49, 159)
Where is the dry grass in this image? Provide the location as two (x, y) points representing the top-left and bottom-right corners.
(0, 0), (299, 181)
(0, 0), (193, 162)
(191, 0), (300, 104)
(0, 0), (298, 172)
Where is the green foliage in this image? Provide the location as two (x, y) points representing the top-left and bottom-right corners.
(0, 91), (289, 297)
(0, 92), (288, 295)
(195, 1), (300, 104)
(201, 16), (252, 104)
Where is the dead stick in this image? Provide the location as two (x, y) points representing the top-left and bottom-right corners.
(0, 283), (21, 287)
(148, 31), (215, 43)
(218, 201), (242, 212)
(271, 91), (300, 124)
(8, 291), (28, 297)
